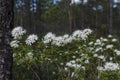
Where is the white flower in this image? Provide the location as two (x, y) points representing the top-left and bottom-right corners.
(71, 0), (81, 4)
(100, 37), (108, 42)
(72, 29), (92, 41)
(78, 46), (81, 49)
(84, 59), (89, 64)
(60, 63), (64, 65)
(72, 30), (82, 39)
(88, 41), (93, 45)
(52, 72), (56, 75)
(96, 39), (101, 43)
(65, 67), (68, 71)
(81, 29), (92, 40)
(94, 39), (101, 45)
(95, 47), (102, 52)
(108, 35), (112, 38)
(13, 53), (16, 58)
(53, 36), (64, 46)
(80, 33), (88, 40)
(10, 40), (19, 48)
(71, 72), (75, 78)
(98, 55), (104, 59)
(89, 47), (94, 51)
(43, 28), (92, 46)
(43, 32), (55, 44)
(66, 60), (81, 69)
(25, 34), (38, 45)
(110, 57), (113, 60)
(103, 62), (119, 71)
(83, 28), (92, 35)
(71, 0), (87, 5)
(70, 60), (76, 64)
(51, 34), (72, 47)
(112, 38), (117, 42)
(12, 26), (26, 39)
(81, 66), (85, 69)
(63, 34), (69, 39)
(80, 53), (84, 56)
(63, 36), (73, 45)
(101, 43), (105, 46)
(114, 49), (120, 55)
(72, 56), (76, 59)
(93, 54), (98, 57)
(97, 66), (103, 71)
(103, 38), (108, 42)
(65, 36), (73, 43)
(100, 37), (103, 40)
(106, 44), (113, 49)
(27, 52), (33, 59)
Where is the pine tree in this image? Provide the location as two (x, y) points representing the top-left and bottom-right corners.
(0, 0), (13, 79)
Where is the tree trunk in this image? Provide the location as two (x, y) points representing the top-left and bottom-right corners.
(94, 0), (98, 30)
(109, 0), (113, 34)
(0, 0), (13, 79)
(81, 0), (85, 29)
(65, 0), (73, 33)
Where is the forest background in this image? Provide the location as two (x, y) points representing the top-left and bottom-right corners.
(14, 0), (120, 36)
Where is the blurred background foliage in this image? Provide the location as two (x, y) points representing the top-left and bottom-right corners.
(14, 0), (120, 36)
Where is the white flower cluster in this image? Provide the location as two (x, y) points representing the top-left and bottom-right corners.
(88, 36), (118, 54)
(88, 38), (105, 53)
(106, 44), (113, 49)
(94, 38), (108, 46)
(43, 32), (56, 44)
(25, 34), (38, 45)
(84, 59), (89, 64)
(26, 52), (33, 59)
(10, 40), (19, 48)
(72, 29), (92, 40)
(98, 55), (105, 60)
(43, 32), (72, 46)
(43, 28), (92, 46)
(93, 54), (106, 61)
(52, 35), (73, 46)
(104, 62), (119, 71)
(114, 49), (120, 55)
(87, 36), (120, 63)
(112, 38), (117, 42)
(104, 62), (120, 71)
(71, 0), (87, 5)
(66, 60), (81, 69)
(12, 26), (26, 39)
(108, 35), (112, 38)
(98, 62), (120, 71)
(71, 0), (81, 4)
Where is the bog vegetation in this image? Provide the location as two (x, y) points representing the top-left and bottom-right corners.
(12, 26), (120, 80)
(13, 0), (120, 79)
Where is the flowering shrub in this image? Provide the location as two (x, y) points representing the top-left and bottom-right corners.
(12, 26), (120, 80)
(25, 34), (38, 45)
(12, 26), (26, 39)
